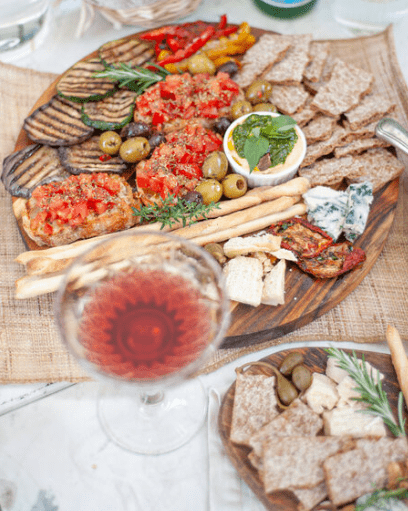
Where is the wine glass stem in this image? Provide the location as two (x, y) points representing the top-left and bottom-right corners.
(140, 391), (164, 405)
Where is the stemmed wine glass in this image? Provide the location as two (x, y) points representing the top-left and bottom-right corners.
(55, 230), (230, 455)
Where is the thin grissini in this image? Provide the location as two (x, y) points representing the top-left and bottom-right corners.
(386, 325), (408, 406)
(15, 176), (309, 266)
(15, 201), (306, 299)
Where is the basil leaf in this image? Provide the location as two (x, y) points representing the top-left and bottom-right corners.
(243, 136), (270, 172)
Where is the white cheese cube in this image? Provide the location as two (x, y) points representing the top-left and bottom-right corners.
(323, 406), (386, 438)
(301, 373), (339, 414)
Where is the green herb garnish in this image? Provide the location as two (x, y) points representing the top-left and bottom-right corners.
(325, 348), (406, 437)
(232, 114), (298, 172)
(132, 194), (220, 229)
(355, 486), (408, 511)
(94, 62), (170, 94)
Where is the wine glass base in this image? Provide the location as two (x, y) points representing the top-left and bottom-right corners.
(97, 378), (208, 455)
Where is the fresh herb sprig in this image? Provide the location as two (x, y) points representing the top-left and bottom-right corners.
(94, 62), (170, 94)
(355, 486), (408, 511)
(132, 194), (220, 229)
(325, 348), (406, 437)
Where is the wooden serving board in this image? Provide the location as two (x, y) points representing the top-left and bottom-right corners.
(12, 25), (404, 349)
(218, 347), (407, 511)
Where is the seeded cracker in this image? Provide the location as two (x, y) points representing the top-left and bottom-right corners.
(334, 137), (390, 158)
(230, 372), (279, 446)
(292, 482), (328, 511)
(270, 84), (309, 115)
(311, 58), (374, 117)
(292, 99), (318, 127)
(345, 147), (405, 192)
(300, 125), (350, 167)
(303, 54), (334, 94)
(302, 115), (338, 145)
(344, 93), (396, 130)
(303, 41), (330, 83)
(234, 34), (292, 88)
(299, 155), (360, 188)
(342, 119), (377, 138)
(262, 34), (313, 85)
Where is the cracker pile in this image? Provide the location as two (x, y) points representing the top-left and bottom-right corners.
(235, 35), (405, 192)
(229, 358), (408, 511)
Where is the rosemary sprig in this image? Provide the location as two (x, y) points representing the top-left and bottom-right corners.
(325, 348), (406, 437)
(132, 194), (220, 229)
(94, 62), (170, 94)
(355, 485), (408, 511)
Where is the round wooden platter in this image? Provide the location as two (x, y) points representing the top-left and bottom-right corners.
(218, 346), (407, 511)
(12, 24), (400, 349)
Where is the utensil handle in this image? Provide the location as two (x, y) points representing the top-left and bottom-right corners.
(375, 118), (408, 155)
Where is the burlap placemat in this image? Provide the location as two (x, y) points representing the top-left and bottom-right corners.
(1, 27), (407, 383)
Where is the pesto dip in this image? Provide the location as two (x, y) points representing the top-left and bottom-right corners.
(230, 113), (302, 174)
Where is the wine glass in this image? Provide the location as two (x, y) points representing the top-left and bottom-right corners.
(55, 230), (230, 455)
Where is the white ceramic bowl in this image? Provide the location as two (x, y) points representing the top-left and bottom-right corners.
(223, 112), (307, 188)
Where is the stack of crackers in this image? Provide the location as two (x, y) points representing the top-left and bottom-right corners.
(235, 34), (405, 193)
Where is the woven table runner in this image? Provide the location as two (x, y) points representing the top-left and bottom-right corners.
(1, 27), (407, 383)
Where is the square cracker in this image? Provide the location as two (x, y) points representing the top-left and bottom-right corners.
(300, 125), (350, 167)
(334, 136), (390, 158)
(303, 54), (334, 94)
(302, 115), (339, 145)
(263, 34), (313, 85)
(235, 34), (291, 88)
(344, 93), (396, 130)
(230, 372), (279, 446)
(345, 147), (405, 192)
(270, 84), (309, 115)
(311, 58), (374, 117)
(291, 99), (319, 127)
(292, 482), (328, 511)
(298, 155), (360, 188)
(303, 41), (330, 83)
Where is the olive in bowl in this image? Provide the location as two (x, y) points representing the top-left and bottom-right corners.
(223, 112), (307, 188)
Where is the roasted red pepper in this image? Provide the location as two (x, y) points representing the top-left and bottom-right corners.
(296, 242), (366, 279)
(157, 26), (216, 67)
(270, 217), (333, 259)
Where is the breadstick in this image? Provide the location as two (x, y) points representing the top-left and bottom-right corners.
(386, 325), (408, 406)
(192, 203), (307, 246)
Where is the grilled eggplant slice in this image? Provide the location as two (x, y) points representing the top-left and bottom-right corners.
(2, 144), (70, 198)
(56, 58), (116, 103)
(23, 95), (94, 146)
(99, 38), (155, 68)
(81, 89), (138, 130)
(58, 136), (128, 174)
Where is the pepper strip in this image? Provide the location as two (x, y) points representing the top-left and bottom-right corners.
(157, 26), (216, 67)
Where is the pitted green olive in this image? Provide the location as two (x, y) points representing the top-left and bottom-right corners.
(202, 151), (228, 180)
(119, 137), (150, 163)
(98, 131), (122, 155)
(253, 103), (278, 113)
(231, 100), (253, 120)
(222, 174), (247, 199)
(245, 80), (273, 104)
(195, 179), (223, 205)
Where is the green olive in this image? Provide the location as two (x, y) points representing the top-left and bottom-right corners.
(119, 137), (150, 163)
(276, 372), (299, 406)
(188, 54), (216, 75)
(222, 174), (247, 199)
(231, 100), (253, 120)
(98, 131), (122, 155)
(202, 151), (228, 180)
(279, 352), (305, 376)
(195, 179), (223, 205)
(253, 103), (278, 113)
(291, 365), (313, 392)
(245, 80), (273, 105)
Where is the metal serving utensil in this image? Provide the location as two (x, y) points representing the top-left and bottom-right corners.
(375, 118), (408, 156)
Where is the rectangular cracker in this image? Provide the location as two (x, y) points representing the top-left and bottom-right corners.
(291, 99), (318, 127)
(298, 155), (360, 188)
(270, 84), (309, 115)
(262, 436), (353, 493)
(300, 125), (350, 167)
(230, 372), (279, 446)
(334, 136), (390, 158)
(303, 41), (330, 83)
(311, 58), (374, 117)
(345, 147), (405, 192)
(303, 54), (334, 94)
(292, 482), (328, 511)
(344, 93), (396, 130)
(302, 115), (339, 145)
(234, 34), (292, 88)
(263, 34), (313, 85)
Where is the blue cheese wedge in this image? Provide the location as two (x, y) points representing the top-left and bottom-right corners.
(303, 186), (348, 240)
(343, 181), (373, 242)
